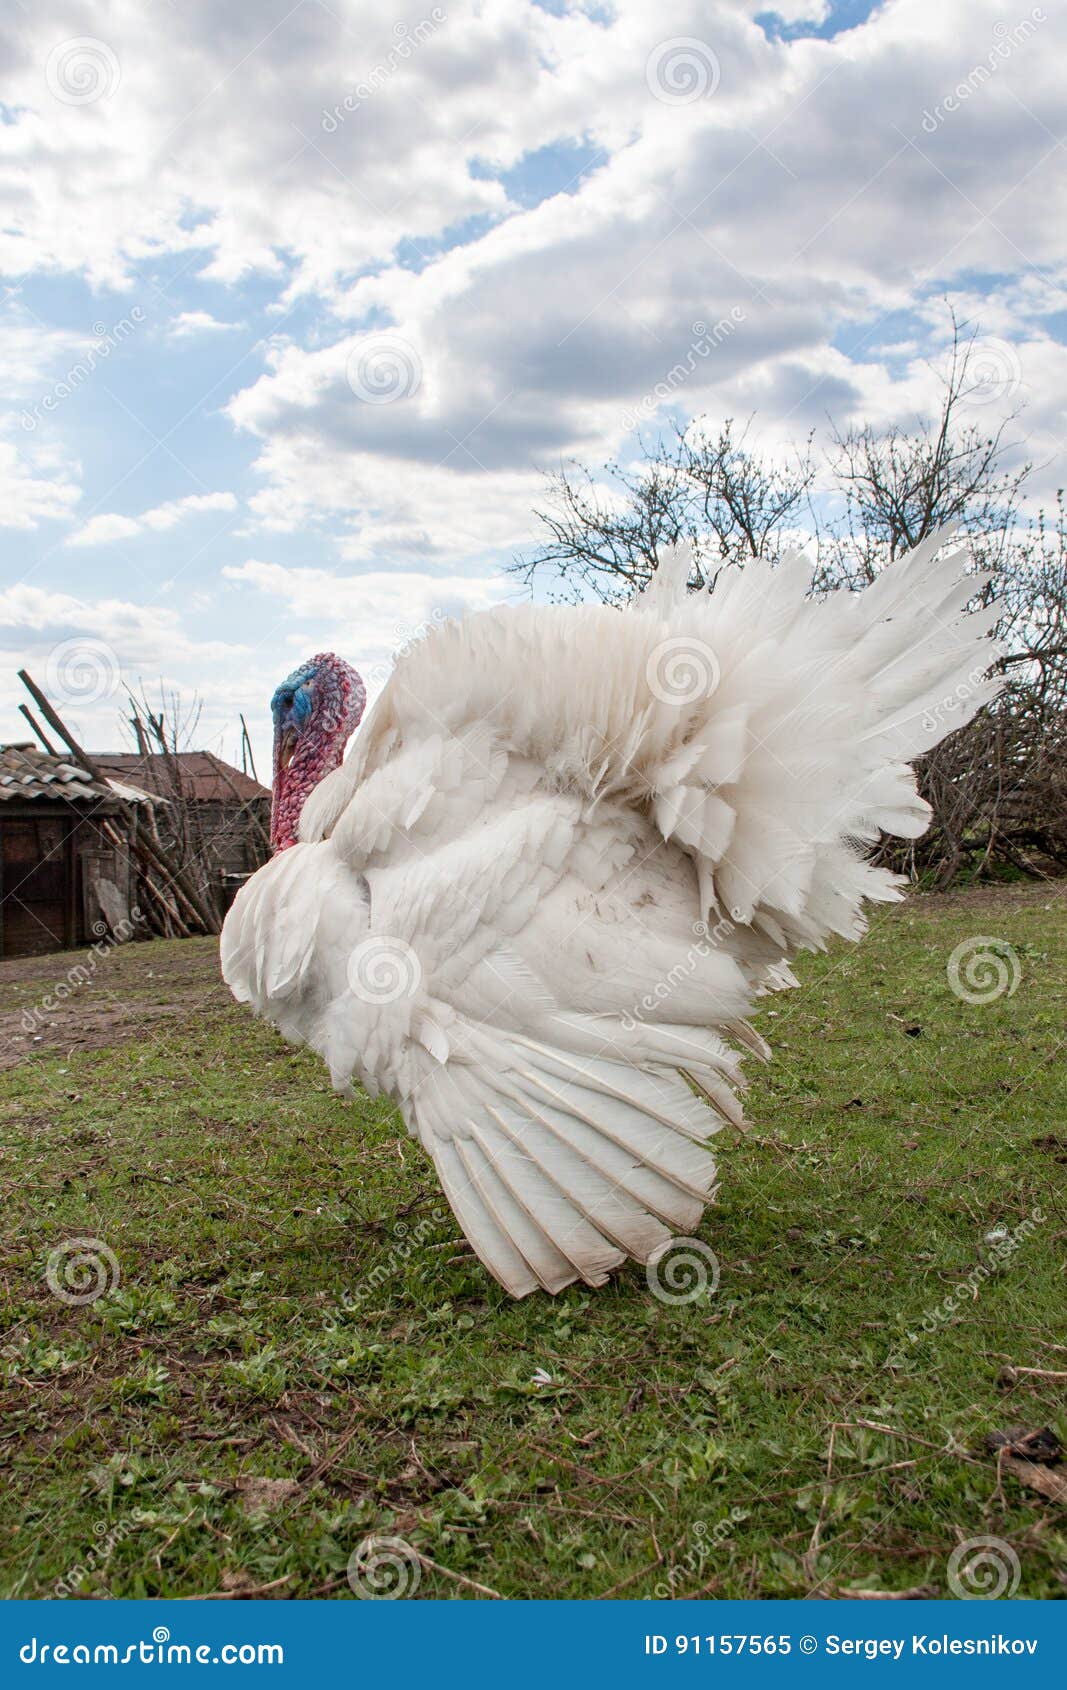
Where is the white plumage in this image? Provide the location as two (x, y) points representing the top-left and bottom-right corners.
(221, 531), (1000, 1296)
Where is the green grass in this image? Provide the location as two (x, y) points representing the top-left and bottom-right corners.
(1, 882), (1064, 1600)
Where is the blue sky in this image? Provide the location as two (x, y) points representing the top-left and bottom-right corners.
(1, 0), (1064, 772)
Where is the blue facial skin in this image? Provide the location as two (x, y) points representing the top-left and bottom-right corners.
(271, 660), (317, 750)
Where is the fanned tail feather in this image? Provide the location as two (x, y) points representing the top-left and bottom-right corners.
(407, 1028), (723, 1297)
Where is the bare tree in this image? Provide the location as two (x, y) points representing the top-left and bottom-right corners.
(816, 314), (1030, 591)
(123, 684), (270, 923)
(516, 318), (1066, 885)
(899, 495), (1067, 884)
(516, 419), (815, 603)
(682, 421), (816, 572)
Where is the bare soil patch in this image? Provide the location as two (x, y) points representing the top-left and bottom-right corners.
(0, 936), (224, 1069)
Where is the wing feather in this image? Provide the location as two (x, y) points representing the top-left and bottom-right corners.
(223, 526), (1001, 1296)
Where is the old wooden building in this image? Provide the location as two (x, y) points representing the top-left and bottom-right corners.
(94, 751), (271, 914)
(0, 743), (155, 958)
(0, 741), (273, 958)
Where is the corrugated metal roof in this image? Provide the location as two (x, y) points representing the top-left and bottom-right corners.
(94, 751), (270, 803)
(0, 743), (157, 807)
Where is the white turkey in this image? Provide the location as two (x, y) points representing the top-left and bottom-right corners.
(221, 532), (999, 1296)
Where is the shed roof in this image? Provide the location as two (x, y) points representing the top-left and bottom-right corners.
(94, 751), (270, 804)
(0, 743), (157, 807)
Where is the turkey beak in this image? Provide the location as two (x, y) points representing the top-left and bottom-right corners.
(279, 727), (297, 771)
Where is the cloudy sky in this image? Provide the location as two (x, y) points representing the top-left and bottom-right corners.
(1, 0), (1064, 772)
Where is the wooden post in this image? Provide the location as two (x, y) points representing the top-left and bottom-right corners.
(18, 703), (60, 755)
(240, 714), (260, 784)
(130, 713), (152, 758)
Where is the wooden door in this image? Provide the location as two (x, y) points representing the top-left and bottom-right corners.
(0, 815), (75, 957)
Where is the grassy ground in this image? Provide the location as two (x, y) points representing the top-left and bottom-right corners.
(1, 882), (1064, 1600)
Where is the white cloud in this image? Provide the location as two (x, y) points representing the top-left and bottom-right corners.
(240, 435), (549, 567)
(223, 558), (514, 684)
(213, 0), (1067, 549)
(169, 310), (240, 336)
(0, 581), (238, 659)
(0, 309), (87, 529)
(1, 0), (1065, 765)
(0, 581), (254, 759)
(0, 0), (600, 293)
(0, 438), (82, 530)
(66, 490), (238, 547)
(0, 311), (84, 396)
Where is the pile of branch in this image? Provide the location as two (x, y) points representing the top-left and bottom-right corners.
(17, 670), (221, 938)
(125, 693), (270, 922)
(879, 689), (1067, 886)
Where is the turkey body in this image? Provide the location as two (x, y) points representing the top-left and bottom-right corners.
(221, 535), (999, 1296)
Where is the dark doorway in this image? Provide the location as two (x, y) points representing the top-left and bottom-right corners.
(0, 817), (76, 957)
